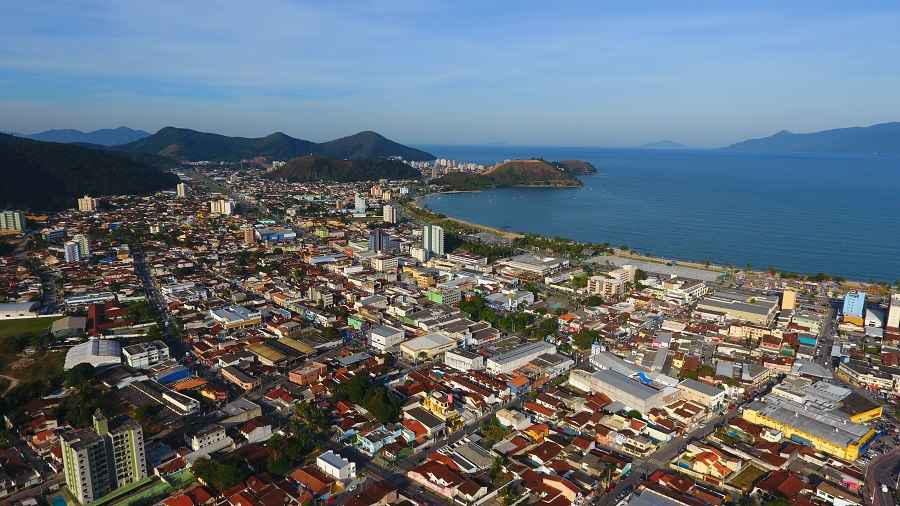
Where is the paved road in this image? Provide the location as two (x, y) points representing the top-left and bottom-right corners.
(866, 445), (900, 506)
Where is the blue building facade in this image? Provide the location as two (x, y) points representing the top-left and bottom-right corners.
(843, 291), (866, 318)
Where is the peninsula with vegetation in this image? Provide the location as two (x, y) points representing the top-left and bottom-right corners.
(432, 158), (591, 190)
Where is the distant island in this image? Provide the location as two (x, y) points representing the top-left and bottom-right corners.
(266, 155), (420, 183)
(433, 159), (585, 190)
(117, 127), (435, 162)
(0, 134), (178, 211)
(639, 140), (687, 149)
(724, 121), (900, 155)
(24, 126), (151, 146)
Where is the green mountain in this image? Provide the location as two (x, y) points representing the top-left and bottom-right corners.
(267, 155), (421, 182)
(118, 127), (435, 162)
(0, 134), (179, 212)
(724, 122), (900, 154)
(434, 159), (583, 190)
(118, 127), (318, 162)
(317, 131), (434, 161)
(25, 126), (150, 146)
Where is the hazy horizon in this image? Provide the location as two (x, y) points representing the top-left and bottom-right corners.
(4, 1), (900, 147)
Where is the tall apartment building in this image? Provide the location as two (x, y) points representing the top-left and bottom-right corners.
(0, 210), (26, 233)
(354, 193), (367, 214)
(61, 411), (147, 504)
(368, 229), (396, 253)
(422, 224), (444, 257)
(78, 195), (98, 212)
(73, 233), (91, 259)
(888, 293), (900, 329)
(176, 182), (187, 198)
(383, 204), (399, 224)
(209, 199), (234, 215)
(842, 291), (866, 318)
(64, 240), (81, 263)
(243, 226), (256, 246)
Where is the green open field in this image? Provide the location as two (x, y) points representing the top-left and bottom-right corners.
(0, 315), (62, 339)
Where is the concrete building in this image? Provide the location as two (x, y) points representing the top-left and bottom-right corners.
(0, 210), (26, 233)
(187, 424), (232, 462)
(64, 339), (122, 370)
(742, 394), (876, 461)
(176, 182), (187, 198)
(677, 378), (725, 412)
(694, 290), (779, 326)
(369, 324), (405, 353)
(209, 199), (234, 215)
(781, 288), (797, 311)
(61, 411), (147, 504)
(73, 233), (90, 259)
(843, 291), (866, 318)
(209, 305), (261, 329)
(422, 224), (444, 257)
(77, 195), (98, 212)
(64, 240), (80, 263)
(887, 293), (900, 329)
(122, 340), (171, 369)
(316, 450), (356, 481)
(497, 254), (567, 276)
(485, 341), (556, 375)
(400, 333), (456, 361)
(382, 204), (399, 224)
(444, 349), (484, 372)
(587, 369), (678, 413)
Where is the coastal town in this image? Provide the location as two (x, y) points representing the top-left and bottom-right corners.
(0, 159), (899, 506)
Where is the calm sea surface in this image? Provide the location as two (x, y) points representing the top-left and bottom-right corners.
(416, 145), (900, 282)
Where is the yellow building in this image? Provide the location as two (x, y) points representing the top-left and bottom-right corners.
(742, 400), (876, 461)
(781, 289), (797, 311)
(422, 391), (463, 432)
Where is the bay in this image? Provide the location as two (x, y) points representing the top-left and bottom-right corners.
(416, 145), (900, 282)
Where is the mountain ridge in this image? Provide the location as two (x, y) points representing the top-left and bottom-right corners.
(0, 134), (178, 212)
(267, 155), (421, 183)
(118, 127), (435, 162)
(724, 122), (900, 154)
(24, 126), (151, 146)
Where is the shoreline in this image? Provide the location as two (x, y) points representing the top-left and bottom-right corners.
(414, 189), (894, 288)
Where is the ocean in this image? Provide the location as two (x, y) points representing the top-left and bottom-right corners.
(416, 145), (900, 282)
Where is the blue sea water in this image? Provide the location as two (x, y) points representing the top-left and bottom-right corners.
(416, 145), (900, 282)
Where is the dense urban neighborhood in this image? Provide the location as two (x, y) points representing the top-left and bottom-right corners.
(1, 159), (899, 506)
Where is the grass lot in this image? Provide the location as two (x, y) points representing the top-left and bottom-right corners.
(727, 463), (768, 493)
(0, 315), (62, 339)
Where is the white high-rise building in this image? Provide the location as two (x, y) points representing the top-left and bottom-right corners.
(354, 194), (367, 214)
(176, 182), (187, 198)
(423, 224), (444, 257)
(64, 240), (80, 263)
(77, 195), (98, 212)
(209, 199), (234, 215)
(888, 293), (900, 329)
(383, 204), (398, 224)
(73, 234), (90, 259)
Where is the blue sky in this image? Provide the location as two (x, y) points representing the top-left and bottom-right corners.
(3, 1), (900, 147)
